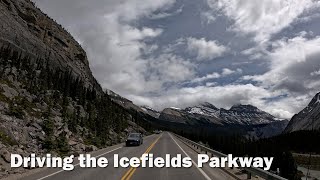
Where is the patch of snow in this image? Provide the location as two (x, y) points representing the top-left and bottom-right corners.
(187, 105), (220, 118)
(188, 107), (205, 115)
(141, 107), (147, 112)
(316, 94), (320, 104)
(170, 107), (181, 110)
(142, 106), (157, 112)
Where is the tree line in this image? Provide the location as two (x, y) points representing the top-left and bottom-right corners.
(173, 125), (320, 180)
(0, 45), (150, 153)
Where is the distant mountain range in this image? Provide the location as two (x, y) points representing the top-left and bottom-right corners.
(108, 89), (320, 135)
(158, 103), (282, 125)
(107, 90), (289, 138)
(284, 92), (320, 133)
(107, 89), (320, 136)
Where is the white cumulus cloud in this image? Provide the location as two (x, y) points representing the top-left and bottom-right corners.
(222, 68), (242, 76)
(191, 72), (220, 83)
(32, 0), (320, 119)
(187, 37), (227, 61)
(207, 0), (320, 42)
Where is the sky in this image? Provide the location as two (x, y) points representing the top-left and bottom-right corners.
(33, 0), (320, 119)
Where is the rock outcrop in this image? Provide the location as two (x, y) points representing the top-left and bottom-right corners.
(284, 92), (320, 133)
(0, 0), (102, 93)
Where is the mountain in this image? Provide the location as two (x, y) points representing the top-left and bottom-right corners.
(106, 92), (287, 137)
(141, 106), (161, 118)
(185, 102), (220, 118)
(284, 92), (320, 133)
(155, 103), (288, 138)
(247, 120), (289, 139)
(220, 104), (279, 125)
(106, 89), (161, 118)
(106, 87), (288, 137)
(0, 0), (101, 93)
(160, 103), (280, 125)
(0, 0), (147, 177)
(159, 106), (224, 125)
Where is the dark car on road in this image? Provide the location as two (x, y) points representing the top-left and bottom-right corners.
(125, 133), (143, 146)
(153, 130), (162, 134)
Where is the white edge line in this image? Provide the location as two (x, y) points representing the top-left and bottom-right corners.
(37, 146), (122, 180)
(169, 133), (211, 180)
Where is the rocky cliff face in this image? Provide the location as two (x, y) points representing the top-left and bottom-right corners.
(107, 89), (162, 119)
(0, 0), (102, 93)
(247, 120), (289, 139)
(185, 102), (220, 119)
(220, 104), (278, 125)
(284, 92), (320, 133)
(0, 0), (147, 178)
(159, 105), (224, 125)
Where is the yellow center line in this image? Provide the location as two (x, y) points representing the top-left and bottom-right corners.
(121, 135), (162, 180)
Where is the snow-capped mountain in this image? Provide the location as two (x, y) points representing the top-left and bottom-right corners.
(107, 91), (287, 137)
(159, 105), (224, 125)
(185, 102), (220, 118)
(219, 104), (278, 125)
(160, 102), (280, 125)
(141, 106), (161, 118)
(157, 103), (287, 138)
(284, 92), (320, 133)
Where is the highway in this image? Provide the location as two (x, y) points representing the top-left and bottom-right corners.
(20, 132), (235, 180)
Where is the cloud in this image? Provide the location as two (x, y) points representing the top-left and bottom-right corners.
(191, 72), (220, 83)
(86, 24), (165, 94)
(296, 13), (320, 23)
(310, 69), (320, 76)
(187, 37), (227, 61)
(241, 35), (320, 118)
(129, 83), (295, 119)
(206, 82), (217, 87)
(200, 11), (216, 25)
(190, 68), (242, 84)
(148, 5), (183, 19)
(246, 35), (320, 94)
(207, 0), (320, 42)
(148, 54), (196, 84)
(143, 44), (159, 55)
(33, 0), (177, 96)
(222, 68), (242, 76)
(32, 0), (320, 120)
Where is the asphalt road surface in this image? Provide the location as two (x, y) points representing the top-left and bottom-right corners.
(21, 132), (235, 180)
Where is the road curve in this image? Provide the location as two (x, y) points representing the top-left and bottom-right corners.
(20, 132), (235, 180)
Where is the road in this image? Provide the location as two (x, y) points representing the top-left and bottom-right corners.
(21, 132), (235, 180)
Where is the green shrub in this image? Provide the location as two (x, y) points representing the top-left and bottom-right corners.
(0, 130), (17, 146)
(7, 102), (24, 119)
(42, 118), (54, 135)
(0, 87), (9, 103)
(43, 136), (55, 151)
(0, 93), (9, 103)
(56, 134), (70, 156)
